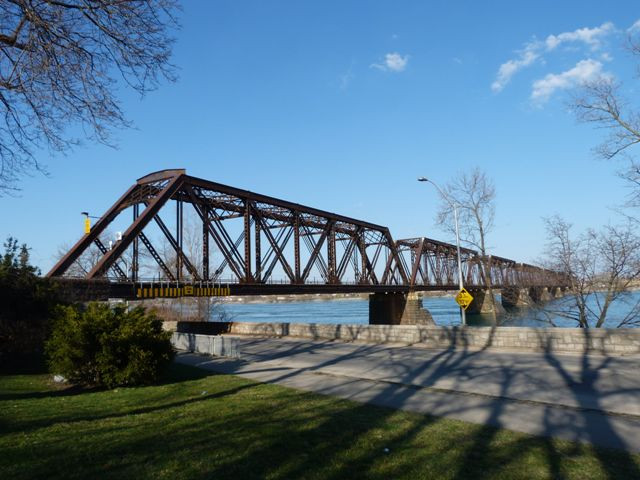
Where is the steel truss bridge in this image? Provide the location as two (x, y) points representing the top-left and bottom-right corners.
(47, 169), (567, 300)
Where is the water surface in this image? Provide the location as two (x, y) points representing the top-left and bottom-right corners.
(214, 292), (640, 329)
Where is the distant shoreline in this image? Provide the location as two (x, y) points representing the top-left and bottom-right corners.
(221, 291), (453, 305)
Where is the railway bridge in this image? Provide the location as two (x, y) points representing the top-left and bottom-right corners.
(47, 169), (568, 324)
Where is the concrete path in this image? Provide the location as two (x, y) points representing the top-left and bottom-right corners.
(175, 336), (640, 452)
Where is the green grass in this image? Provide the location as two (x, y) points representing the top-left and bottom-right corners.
(1, 362), (639, 480)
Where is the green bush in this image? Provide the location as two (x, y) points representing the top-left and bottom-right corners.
(46, 303), (175, 388)
(0, 237), (60, 366)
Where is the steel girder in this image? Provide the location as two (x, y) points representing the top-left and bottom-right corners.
(48, 169), (568, 291)
(396, 237), (569, 289)
(47, 169), (409, 287)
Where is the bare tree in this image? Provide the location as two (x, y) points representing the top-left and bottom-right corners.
(573, 79), (640, 161)
(436, 168), (501, 320)
(0, 0), (179, 194)
(541, 215), (640, 328)
(571, 32), (640, 209)
(55, 229), (137, 278)
(155, 213), (227, 322)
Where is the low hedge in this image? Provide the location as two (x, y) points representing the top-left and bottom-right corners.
(46, 303), (175, 388)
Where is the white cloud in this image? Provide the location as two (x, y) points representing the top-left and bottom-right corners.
(371, 52), (409, 72)
(629, 19), (640, 33)
(544, 22), (614, 51)
(491, 45), (540, 92)
(531, 59), (610, 102)
(600, 51), (613, 62)
(492, 22), (615, 93)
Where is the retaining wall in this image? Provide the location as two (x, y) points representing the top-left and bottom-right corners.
(172, 332), (239, 358)
(165, 321), (640, 356)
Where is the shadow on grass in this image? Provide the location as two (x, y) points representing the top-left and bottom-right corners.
(4, 334), (640, 480)
(0, 363), (258, 435)
(447, 329), (640, 480)
(0, 360), (214, 402)
(540, 329), (640, 479)
(197, 331), (640, 479)
(0, 384), (103, 401)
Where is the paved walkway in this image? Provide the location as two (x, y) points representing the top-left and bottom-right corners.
(176, 336), (640, 452)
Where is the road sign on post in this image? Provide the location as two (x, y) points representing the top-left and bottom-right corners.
(455, 288), (474, 310)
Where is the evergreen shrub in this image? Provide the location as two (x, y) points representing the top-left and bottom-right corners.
(46, 303), (175, 388)
(0, 237), (59, 366)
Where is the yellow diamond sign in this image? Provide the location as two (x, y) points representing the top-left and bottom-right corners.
(455, 288), (474, 310)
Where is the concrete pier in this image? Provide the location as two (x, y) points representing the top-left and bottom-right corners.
(466, 289), (505, 315)
(529, 286), (553, 303)
(552, 287), (565, 298)
(539, 287), (553, 302)
(501, 287), (535, 308)
(369, 291), (434, 325)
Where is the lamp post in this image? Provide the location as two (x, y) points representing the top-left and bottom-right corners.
(80, 211), (100, 235)
(417, 177), (466, 326)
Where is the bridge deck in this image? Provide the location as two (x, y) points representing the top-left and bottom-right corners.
(52, 278), (561, 301)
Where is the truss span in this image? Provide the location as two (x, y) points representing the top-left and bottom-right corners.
(47, 169), (567, 295)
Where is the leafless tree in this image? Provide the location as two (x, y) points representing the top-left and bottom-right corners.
(55, 229), (137, 278)
(0, 0), (180, 194)
(436, 167), (501, 320)
(573, 80), (640, 161)
(541, 215), (640, 328)
(156, 213), (227, 322)
(571, 32), (640, 210)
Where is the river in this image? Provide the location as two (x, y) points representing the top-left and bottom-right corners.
(214, 292), (640, 328)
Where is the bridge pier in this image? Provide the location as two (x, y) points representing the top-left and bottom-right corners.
(525, 286), (554, 304)
(502, 286), (556, 308)
(369, 292), (434, 325)
(466, 289), (505, 315)
(552, 287), (565, 298)
(501, 287), (535, 308)
(537, 287), (553, 303)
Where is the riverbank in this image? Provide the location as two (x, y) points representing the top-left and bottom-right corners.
(221, 291), (454, 304)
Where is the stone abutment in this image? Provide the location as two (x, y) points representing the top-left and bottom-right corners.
(368, 291), (434, 325)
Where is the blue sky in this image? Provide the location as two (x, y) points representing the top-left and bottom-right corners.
(2, 1), (640, 272)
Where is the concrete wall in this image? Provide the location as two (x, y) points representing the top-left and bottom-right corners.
(165, 321), (640, 356)
(172, 332), (239, 358)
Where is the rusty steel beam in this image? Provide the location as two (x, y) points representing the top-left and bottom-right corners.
(87, 174), (184, 279)
(202, 205), (209, 279)
(151, 212), (200, 281)
(186, 187), (245, 280)
(395, 236), (569, 289)
(132, 203), (139, 282)
(49, 169), (569, 293)
(47, 182), (139, 277)
(138, 232), (175, 281)
(93, 239), (128, 280)
(185, 175), (388, 233)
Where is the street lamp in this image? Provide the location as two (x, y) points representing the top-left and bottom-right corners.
(417, 177), (467, 326)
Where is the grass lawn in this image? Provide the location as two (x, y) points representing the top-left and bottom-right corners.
(1, 361), (640, 480)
